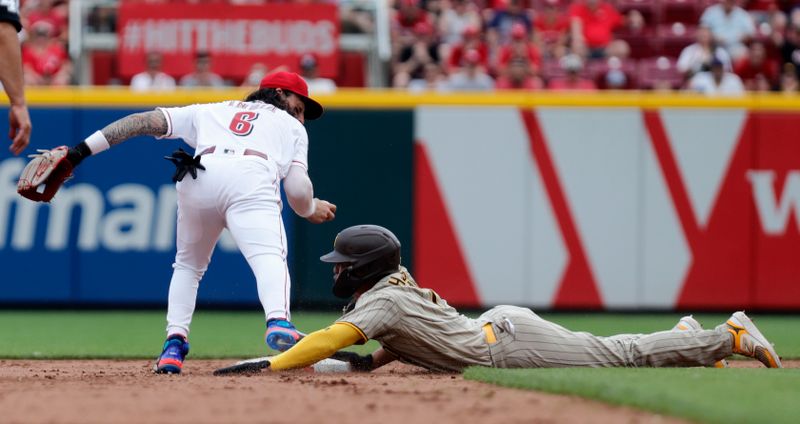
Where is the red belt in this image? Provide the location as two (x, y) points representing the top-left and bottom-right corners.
(198, 146), (268, 161)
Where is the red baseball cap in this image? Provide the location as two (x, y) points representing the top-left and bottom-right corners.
(259, 71), (324, 120)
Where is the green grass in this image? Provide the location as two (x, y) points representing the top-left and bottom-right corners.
(0, 311), (797, 359)
(2, 311), (798, 423)
(465, 367), (800, 424)
(0, 310), (377, 359)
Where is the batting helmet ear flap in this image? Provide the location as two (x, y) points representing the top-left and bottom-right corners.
(332, 265), (358, 298)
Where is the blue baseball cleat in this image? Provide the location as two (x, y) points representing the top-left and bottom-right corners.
(265, 319), (304, 352)
(154, 334), (190, 374)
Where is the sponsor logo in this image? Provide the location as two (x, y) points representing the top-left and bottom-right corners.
(1, 159), (237, 252)
(747, 170), (800, 235)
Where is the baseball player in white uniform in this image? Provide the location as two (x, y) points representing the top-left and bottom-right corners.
(255, 225), (782, 373)
(18, 71), (336, 374)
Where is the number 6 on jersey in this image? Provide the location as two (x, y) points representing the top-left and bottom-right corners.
(229, 111), (259, 136)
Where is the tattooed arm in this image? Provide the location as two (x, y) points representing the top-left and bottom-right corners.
(66, 110), (169, 167)
(101, 110), (169, 146)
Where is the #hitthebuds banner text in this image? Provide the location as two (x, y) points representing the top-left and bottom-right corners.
(117, 3), (339, 79)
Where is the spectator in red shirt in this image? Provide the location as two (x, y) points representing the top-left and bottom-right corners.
(447, 25), (490, 72)
(21, 20), (71, 86)
(534, 0), (570, 59)
(496, 23), (542, 75)
(443, 48), (495, 91)
(569, 0), (623, 58)
(393, 21), (442, 87)
(487, 0), (533, 45)
(393, 0), (432, 37)
(495, 57), (544, 90)
(547, 54), (597, 90)
(735, 41), (779, 89)
(746, 0), (779, 24)
(22, 0), (68, 40)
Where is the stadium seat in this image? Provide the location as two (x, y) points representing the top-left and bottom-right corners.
(661, 0), (702, 24)
(657, 23), (697, 57)
(337, 51), (366, 87)
(637, 56), (684, 90)
(540, 59), (567, 81)
(615, 0), (660, 26)
(587, 58), (639, 89)
(530, 0), (569, 11)
(615, 27), (660, 59)
(540, 58), (592, 82)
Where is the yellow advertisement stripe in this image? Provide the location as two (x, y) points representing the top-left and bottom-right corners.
(7, 87), (800, 110)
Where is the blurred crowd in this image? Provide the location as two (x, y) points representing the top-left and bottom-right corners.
(129, 51), (338, 94)
(17, 0), (71, 86)
(14, 0), (800, 95)
(390, 0), (800, 94)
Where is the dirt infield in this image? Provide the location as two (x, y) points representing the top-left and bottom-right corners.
(1, 360), (796, 424)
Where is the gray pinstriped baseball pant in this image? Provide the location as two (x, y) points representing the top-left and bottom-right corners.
(481, 306), (733, 368)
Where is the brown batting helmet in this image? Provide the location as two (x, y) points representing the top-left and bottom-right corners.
(320, 225), (401, 298)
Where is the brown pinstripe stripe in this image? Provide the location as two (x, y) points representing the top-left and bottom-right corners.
(337, 273), (733, 370)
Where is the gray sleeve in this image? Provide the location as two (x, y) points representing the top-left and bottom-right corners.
(337, 294), (400, 339)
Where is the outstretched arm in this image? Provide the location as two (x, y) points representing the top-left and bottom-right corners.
(268, 322), (366, 371)
(17, 110), (171, 203)
(68, 110), (168, 166)
(100, 110), (168, 146)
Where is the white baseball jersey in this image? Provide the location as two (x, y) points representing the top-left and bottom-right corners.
(158, 100), (309, 177)
(156, 100), (312, 337)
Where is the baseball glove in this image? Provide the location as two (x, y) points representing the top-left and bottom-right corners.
(17, 146), (74, 202)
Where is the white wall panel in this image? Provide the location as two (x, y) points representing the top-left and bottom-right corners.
(416, 107), (566, 305)
(641, 126), (691, 307)
(661, 109), (746, 228)
(536, 108), (641, 307)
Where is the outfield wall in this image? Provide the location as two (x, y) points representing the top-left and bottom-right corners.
(1, 90), (798, 310)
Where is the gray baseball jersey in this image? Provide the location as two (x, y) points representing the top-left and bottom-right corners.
(338, 268), (732, 371)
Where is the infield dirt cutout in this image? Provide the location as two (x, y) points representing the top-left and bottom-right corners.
(2, 360), (796, 424)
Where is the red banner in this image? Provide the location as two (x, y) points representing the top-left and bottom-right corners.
(117, 3), (339, 80)
(414, 107), (800, 310)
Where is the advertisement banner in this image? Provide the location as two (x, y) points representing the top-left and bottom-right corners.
(0, 106), (412, 308)
(415, 107), (800, 310)
(0, 107), (292, 306)
(117, 3), (339, 79)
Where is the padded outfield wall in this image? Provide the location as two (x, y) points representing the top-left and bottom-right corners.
(1, 90), (799, 310)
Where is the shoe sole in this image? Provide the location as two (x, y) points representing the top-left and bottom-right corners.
(728, 312), (782, 368)
(155, 365), (182, 374)
(154, 357), (184, 374)
(266, 332), (299, 352)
